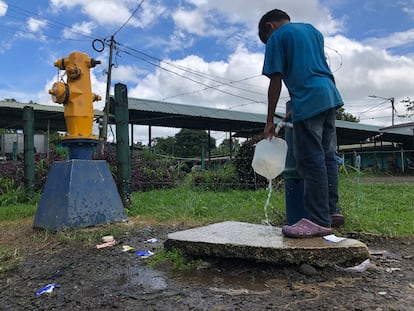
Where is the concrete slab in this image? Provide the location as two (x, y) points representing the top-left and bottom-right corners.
(165, 221), (370, 267)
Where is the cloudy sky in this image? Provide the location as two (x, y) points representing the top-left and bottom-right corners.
(1, 0), (414, 143)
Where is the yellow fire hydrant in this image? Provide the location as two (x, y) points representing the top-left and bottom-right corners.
(49, 51), (101, 140)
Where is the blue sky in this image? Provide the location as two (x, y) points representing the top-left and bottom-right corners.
(1, 0), (414, 143)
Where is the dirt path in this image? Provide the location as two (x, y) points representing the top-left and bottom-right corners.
(1, 222), (413, 310)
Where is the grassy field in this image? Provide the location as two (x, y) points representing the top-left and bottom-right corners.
(129, 175), (414, 237)
(0, 174), (413, 237)
(0, 174), (413, 274)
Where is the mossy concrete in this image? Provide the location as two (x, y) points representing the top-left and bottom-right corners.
(165, 221), (369, 267)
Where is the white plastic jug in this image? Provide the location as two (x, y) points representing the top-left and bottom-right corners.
(251, 138), (288, 180)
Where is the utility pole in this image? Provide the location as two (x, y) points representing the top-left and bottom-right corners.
(99, 35), (115, 156)
(368, 95), (396, 126)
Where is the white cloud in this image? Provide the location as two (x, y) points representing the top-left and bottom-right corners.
(49, 0), (166, 29)
(129, 46), (272, 113)
(136, 1), (167, 28)
(172, 8), (206, 36)
(6, 0), (414, 134)
(325, 35), (414, 124)
(168, 29), (194, 51)
(112, 64), (147, 84)
(363, 29), (414, 50)
(181, 0), (343, 37)
(62, 21), (96, 39)
(0, 0), (7, 16)
(403, 5), (414, 18)
(27, 17), (47, 32)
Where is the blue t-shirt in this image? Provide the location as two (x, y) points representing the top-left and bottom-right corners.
(262, 22), (343, 122)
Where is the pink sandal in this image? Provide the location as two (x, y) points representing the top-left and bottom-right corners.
(282, 218), (332, 238)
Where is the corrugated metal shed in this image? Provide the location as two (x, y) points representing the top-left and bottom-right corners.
(127, 97), (271, 136)
(0, 100), (103, 131)
(1, 98), (413, 148)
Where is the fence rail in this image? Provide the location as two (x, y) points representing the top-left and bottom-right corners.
(340, 149), (414, 173)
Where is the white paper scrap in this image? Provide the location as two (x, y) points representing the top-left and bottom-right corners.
(323, 234), (346, 243)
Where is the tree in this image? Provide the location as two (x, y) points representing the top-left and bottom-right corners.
(402, 98), (414, 115)
(336, 107), (359, 122)
(174, 129), (216, 158)
(152, 136), (176, 155)
(213, 138), (241, 156)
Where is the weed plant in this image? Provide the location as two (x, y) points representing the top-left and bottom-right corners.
(339, 174), (414, 236)
(0, 174), (412, 237)
(0, 247), (21, 275)
(129, 174), (414, 237)
(148, 248), (203, 271)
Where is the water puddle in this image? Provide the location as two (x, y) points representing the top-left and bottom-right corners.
(170, 266), (270, 291)
(119, 264), (168, 292)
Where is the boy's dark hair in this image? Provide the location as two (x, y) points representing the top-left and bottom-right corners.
(258, 9), (291, 44)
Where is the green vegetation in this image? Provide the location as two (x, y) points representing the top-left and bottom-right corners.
(0, 203), (37, 221)
(148, 248), (203, 271)
(189, 165), (241, 191)
(0, 247), (21, 275)
(128, 174), (414, 237)
(0, 174), (413, 237)
(0, 173), (413, 274)
(340, 176), (414, 236)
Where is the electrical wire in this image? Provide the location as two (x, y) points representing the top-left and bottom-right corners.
(112, 0), (145, 37)
(161, 75), (264, 101)
(2, 2), (99, 41)
(0, 2), (290, 111)
(325, 45), (343, 73)
(1, 2), (268, 107)
(117, 42), (267, 97)
(356, 99), (390, 114)
(0, 23), (89, 42)
(119, 48), (265, 104)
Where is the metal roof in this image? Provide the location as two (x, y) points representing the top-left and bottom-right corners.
(0, 100), (103, 131)
(127, 98), (414, 146)
(127, 97), (273, 136)
(1, 98), (413, 148)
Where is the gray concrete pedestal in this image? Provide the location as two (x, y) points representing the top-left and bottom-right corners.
(165, 221), (369, 267)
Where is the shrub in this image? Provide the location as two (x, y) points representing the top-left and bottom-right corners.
(130, 154), (186, 191)
(96, 147), (187, 192)
(189, 164), (239, 191)
(233, 135), (269, 189)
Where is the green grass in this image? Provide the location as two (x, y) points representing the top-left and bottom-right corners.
(339, 176), (414, 236)
(0, 203), (37, 222)
(129, 176), (414, 237)
(0, 246), (21, 275)
(148, 248), (203, 271)
(1, 175), (413, 237)
(129, 185), (286, 225)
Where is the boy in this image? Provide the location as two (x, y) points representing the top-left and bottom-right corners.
(258, 9), (344, 237)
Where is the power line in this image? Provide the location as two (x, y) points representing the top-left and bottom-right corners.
(2, 2), (272, 114)
(113, 0), (145, 37)
(2, 2), (267, 106)
(368, 95), (396, 126)
(3, 2), (99, 41)
(118, 42), (264, 92)
(119, 47), (264, 103)
(0, 23), (90, 42)
(161, 75), (263, 101)
(325, 45), (343, 73)
(356, 99), (390, 115)
(94, 1), (146, 155)
(117, 44), (268, 102)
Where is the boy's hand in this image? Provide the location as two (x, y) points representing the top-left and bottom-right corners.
(263, 121), (276, 139)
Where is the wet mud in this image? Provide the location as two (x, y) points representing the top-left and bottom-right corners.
(1, 224), (413, 310)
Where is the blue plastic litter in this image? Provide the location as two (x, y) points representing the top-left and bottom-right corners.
(36, 283), (60, 296)
(135, 250), (154, 258)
